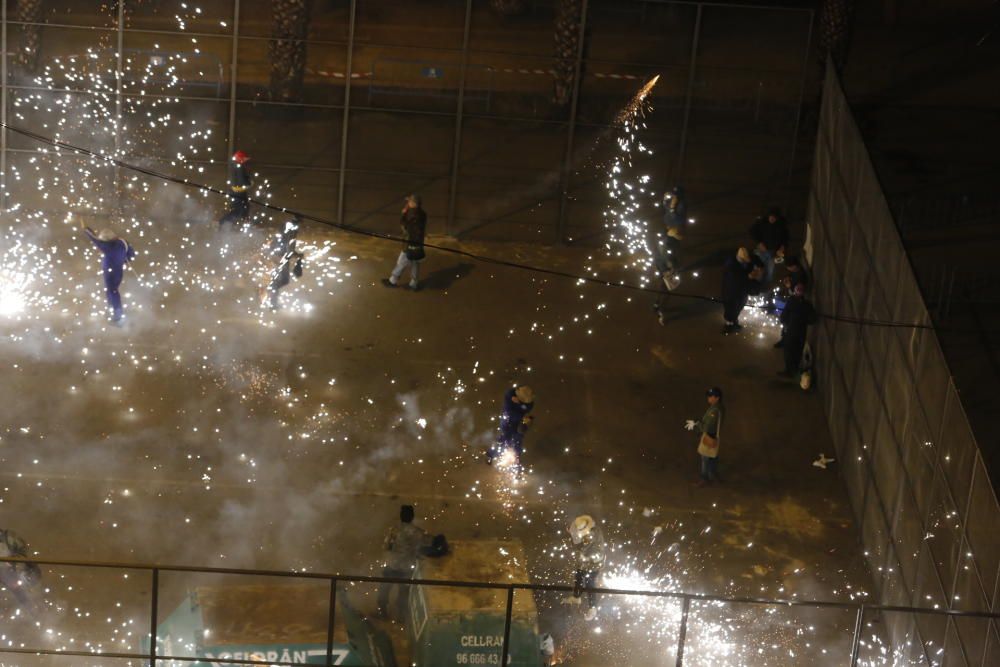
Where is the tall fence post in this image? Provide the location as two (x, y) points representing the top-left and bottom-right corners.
(500, 586), (515, 666)
(149, 568), (159, 667)
(555, 0), (589, 244)
(785, 8), (814, 212)
(445, 0), (472, 237)
(674, 3), (702, 184)
(226, 0), (240, 158)
(849, 603), (864, 666)
(114, 0), (125, 210)
(675, 594), (691, 666)
(1, 0), (7, 212)
(335, 0), (357, 226)
(325, 578), (338, 667)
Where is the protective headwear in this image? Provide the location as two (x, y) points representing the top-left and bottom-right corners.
(97, 228), (118, 241)
(569, 515), (595, 545)
(284, 219), (299, 234)
(232, 150), (250, 164)
(706, 387), (723, 399)
(515, 385), (534, 404)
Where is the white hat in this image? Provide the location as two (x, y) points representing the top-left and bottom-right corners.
(569, 515), (595, 544)
(98, 228), (118, 241)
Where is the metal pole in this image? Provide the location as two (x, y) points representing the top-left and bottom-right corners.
(555, 0), (589, 244)
(445, 0), (473, 237)
(675, 3), (702, 183)
(500, 586), (515, 666)
(849, 604), (864, 666)
(1, 0), (8, 211)
(227, 0), (240, 157)
(785, 8), (814, 212)
(325, 578), (337, 667)
(675, 595), (691, 666)
(149, 568), (159, 667)
(115, 0), (124, 158)
(336, 0), (357, 226)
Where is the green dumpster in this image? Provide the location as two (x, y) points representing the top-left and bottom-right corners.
(154, 583), (395, 666)
(408, 540), (543, 667)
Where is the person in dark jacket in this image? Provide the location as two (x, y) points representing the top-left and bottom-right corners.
(781, 256), (809, 292)
(749, 206), (789, 283)
(269, 217), (300, 259)
(382, 194), (427, 291)
(266, 240), (304, 310)
(487, 385), (535, 472)
(82, 221), (135, 323)
(721, 247), (763, 334)
(779, 284), (817, 377)
(218, 150), (253, 228)
(773, 256), (810, 348)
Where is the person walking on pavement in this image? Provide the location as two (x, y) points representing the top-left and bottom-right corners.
(81, 221), (135, 324)
(685, 387), (724, 486)
(778, 284), (817, 378)
(566, 515), (606, 621)
(721, 247), (763, 334)
(487, 384), (535, 474)
(218, 150), (253, 228)
(376, 504), (429, 620)
(382, 194), (427, 291)
(750, 206), (789, 284)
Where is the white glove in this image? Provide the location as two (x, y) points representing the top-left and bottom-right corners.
(684, 420), (696, 431)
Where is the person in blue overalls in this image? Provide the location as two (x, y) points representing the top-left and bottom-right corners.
(82, 221), (135, 323)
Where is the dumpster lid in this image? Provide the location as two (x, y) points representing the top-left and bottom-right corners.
(416, 540), (538, 617)
(195, 583), (347, 647)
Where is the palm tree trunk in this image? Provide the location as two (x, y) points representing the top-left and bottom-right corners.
(269, 0), (310, 103)
(553, 0), (583, 107)
(819, 0), (855, 73)
(490, 0), (527, 16)
(17, 0), (43, 74)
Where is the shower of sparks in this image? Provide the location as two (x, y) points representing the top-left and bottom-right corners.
(0, 7), (913, 667)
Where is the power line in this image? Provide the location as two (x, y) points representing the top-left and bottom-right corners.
(0, 122), (940, 332)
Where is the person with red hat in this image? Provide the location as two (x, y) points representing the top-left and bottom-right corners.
(218, 150), (253, 228)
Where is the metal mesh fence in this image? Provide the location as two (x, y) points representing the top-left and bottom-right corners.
(0, 0), (813, 244)
(808, 60), (1000, 666)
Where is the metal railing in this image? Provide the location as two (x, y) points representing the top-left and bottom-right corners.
(3, 556), (1000, 667)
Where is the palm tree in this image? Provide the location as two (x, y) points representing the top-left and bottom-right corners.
(17, 0), (43, 73)
(819, 0), (855, 72)
(269, 0), (310, 102)
(553, 0), (583, 106)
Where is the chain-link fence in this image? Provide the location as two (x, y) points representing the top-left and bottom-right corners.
(808, 60), (1000, 666)
(0, 0), (813, 244)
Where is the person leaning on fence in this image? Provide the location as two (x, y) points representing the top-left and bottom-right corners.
(685, 387), (724, 487)
(376, 504), (429, 620)
(382, 194), (427, 291)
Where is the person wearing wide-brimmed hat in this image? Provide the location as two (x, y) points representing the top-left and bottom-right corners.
(487, 384), (535, 470)
(81, 221), (135, 323)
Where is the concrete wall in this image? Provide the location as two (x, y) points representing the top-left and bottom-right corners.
(808, 61), (1000, 666)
